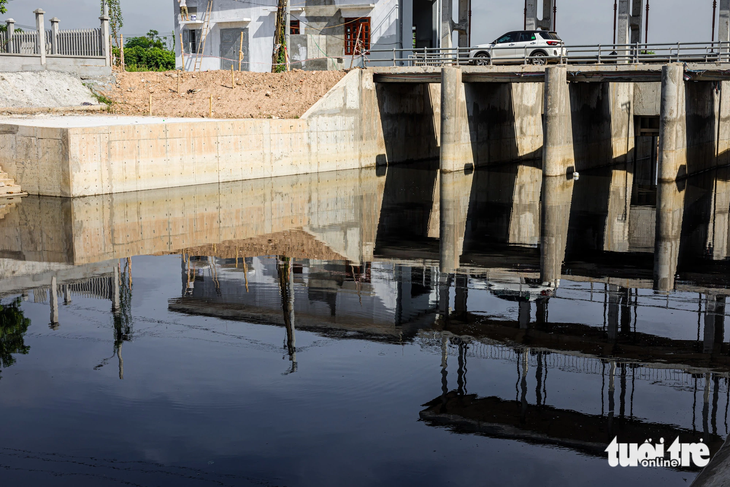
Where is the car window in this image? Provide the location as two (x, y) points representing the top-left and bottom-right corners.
(520, 32), (537, 42)
(495, 32), (516, 44)
(538, 32), (561, 40)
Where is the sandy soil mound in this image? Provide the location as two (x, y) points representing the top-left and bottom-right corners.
(101, 69), (347, 119)
(0, 71), (101, 108)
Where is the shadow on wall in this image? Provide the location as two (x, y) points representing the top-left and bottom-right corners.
(375, 82), (441, 165)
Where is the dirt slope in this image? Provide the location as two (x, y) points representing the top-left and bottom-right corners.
(100, 69), (347, 119)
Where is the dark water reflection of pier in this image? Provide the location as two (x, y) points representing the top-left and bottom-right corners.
(2, 161), (730, 484)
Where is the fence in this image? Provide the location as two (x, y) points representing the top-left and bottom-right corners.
(1, 28), (103, 56)
(361, 41), (730, 68)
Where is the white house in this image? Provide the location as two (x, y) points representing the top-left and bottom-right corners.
(173, 0), (471, 72)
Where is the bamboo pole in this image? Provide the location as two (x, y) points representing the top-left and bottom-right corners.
(238, 31), (244, 71)
(120, 33), (125, 70)
(149, 94), (152, 116)
(177, 73), (180, 95)
(231, 64), (235, 88)
(209, 94), (213, 117)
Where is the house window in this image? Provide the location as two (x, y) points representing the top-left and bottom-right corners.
(290, 20), (300, 35)
(344, 18), (370, 55)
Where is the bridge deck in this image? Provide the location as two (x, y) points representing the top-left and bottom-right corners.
(371, 63), (730, 83)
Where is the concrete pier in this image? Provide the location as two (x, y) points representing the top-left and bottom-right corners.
(50, 275), (58, 325)
(440, 67), (472, 173)
(653, 181), (685, 292)
(540, 176), (574, 285)
(658, 64), (687, 182)
(542, 66), (574, 178)
(439, 171), (473, 273)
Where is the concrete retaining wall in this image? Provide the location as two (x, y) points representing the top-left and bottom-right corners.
(0, 70), (391, 197)
(0, 54), (111, 78)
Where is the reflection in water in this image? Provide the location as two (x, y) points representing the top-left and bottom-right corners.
(0, 298), (30, 376)
(3, 162), (730, 484)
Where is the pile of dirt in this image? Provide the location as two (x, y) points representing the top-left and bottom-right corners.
(170, 230), (348, 262)
(100, 69), (347, 119)
(0, 71), (101, 108)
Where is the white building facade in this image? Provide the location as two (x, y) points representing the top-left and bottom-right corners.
(173, 0), (469, 72)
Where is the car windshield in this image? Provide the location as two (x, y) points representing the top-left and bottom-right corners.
(539, 32), (562, 40)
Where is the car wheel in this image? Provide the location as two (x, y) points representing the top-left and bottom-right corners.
(530, 51), (547, 65)
(474, 52), (490, 66)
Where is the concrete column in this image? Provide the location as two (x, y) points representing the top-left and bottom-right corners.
(50, 17), (59, 55)
(454, 273), (468, 317)
(438, 273), (452, 316)
(607, 284), (620, 341)
(720, 0), (730, 58)
(542, 66), (574, 178)
(440, 172), (472, 274)
(456, 0), (470, 48)
(540, 176), (574, 285)
(50, 276), (59, 325)
(112, 264), (121, 312)
(616, 0), (630, 63)
(402, 0), (413, 60)
(658, 64), (686, 182)
(541, 0), (554, 30)
(525, 0), (553, 31)
(653, 181), (684, 292)
(34, 9), (46, 66)
(441, 0), (453, 49)
(703, 295), (726, 354)
(630, 0), (644, 44)
(525, 0), (538, 30)
(440, 68), (472, 172)
(518, 300), (531, 329)
(5, 19), (14, 54)
(100, 14), (111, 67)
(63, 285), (71, 305)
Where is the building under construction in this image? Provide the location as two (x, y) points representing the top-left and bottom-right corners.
(173, 0), (473, 72)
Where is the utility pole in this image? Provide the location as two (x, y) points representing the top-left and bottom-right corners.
(645, 0), (649, 44)
(553, 0), (557, 31)
(613, 0), (618, 45)
(285, 0), (290, 71)
(524, 0), (527, 30)
(713, 0), (718, 42)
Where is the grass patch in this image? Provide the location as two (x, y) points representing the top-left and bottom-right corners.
(84, 83), (113, 109)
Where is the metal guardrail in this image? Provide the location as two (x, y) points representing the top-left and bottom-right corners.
(361, 41), (730, 68)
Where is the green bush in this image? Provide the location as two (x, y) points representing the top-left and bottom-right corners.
(113, 33), (175, 72)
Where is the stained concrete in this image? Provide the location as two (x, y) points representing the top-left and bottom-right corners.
(0, 70), (388, 196)
(0, 71), (101, 108)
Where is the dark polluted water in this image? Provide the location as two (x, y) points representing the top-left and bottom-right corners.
(0, 163), (728, 486)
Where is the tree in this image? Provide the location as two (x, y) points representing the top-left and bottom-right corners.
(0, 0), (8, 15)
(271, 0), (286, 73)
(101, 0), (123, 48)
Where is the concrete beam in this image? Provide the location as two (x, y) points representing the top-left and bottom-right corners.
(542, 66), (573, 177)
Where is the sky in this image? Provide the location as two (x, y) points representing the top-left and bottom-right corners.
(0, 0), (719, 45)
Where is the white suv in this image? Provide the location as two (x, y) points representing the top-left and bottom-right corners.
(469, 31), (567, 66)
